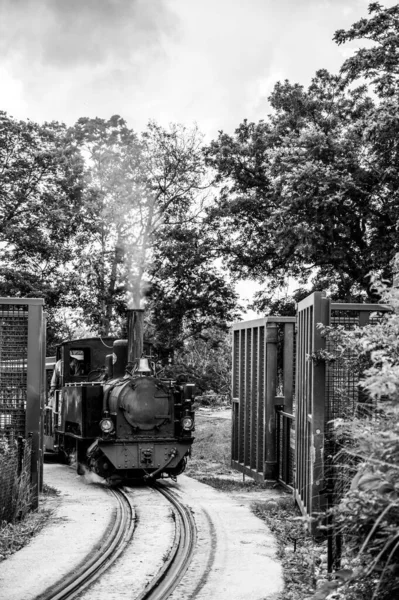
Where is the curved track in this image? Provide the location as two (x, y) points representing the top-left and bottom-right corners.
(136, 482), (197, 600)
(38, 488), (135, 600)
(37, 482), (196, 600)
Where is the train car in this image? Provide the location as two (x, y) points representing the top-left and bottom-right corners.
(46, 310), (195, 483)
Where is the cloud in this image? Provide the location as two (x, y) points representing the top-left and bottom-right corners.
(0, 0), (178, 68)
(0, 0), (393, 137)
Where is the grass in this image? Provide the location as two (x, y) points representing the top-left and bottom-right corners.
(0, 482), (57, 562)
(253, 499), (330, 600)
(187, 411), (284, 493)
(0, 506), (53, 561)
(186, 413), (233, 479)
(196, 475), (278, 492)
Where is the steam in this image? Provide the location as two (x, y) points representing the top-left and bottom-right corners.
(79, 463), (107, 486)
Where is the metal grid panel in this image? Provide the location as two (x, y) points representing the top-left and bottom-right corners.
(0, 305), (28, 438)
(324, 307), (388, 506)
(276, 410), (295, 489)
(326, 312), (360, 425)
(323, 307), (388, 568)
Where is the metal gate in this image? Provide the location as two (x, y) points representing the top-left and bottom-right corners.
(231, 316), (295, 482)
(295, 292), (390, 527)
(0, 298), (46, 509)
(295, 292), (329, 521)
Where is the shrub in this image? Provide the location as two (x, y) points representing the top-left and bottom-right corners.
(0, 438), (32, 524)
(313, 278), (399, 599)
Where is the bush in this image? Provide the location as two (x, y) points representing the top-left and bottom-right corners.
(314, 278), (399, 599)
(0, 437), (32, 524)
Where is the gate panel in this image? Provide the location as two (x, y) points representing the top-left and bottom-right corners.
(231, 316), (295, 482)
(0, 298), (45, 509)
(295, 293), (329, 521)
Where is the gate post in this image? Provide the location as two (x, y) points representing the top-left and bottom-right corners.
(264, 323), (278, 479)
(26, 300), (45, 509)
(311, 295), (330, 522)
(283, 322), (295, 413)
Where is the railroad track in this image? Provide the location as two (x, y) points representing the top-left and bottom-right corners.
(137, 482), (197, 600)
(37, 483), (196, 600)
(38, 487), (135, 600)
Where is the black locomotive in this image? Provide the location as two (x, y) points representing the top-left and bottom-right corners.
(45, 310), (195, 483)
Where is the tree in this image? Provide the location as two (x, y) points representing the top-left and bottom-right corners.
(70, 117), (215, 336)
(0, 111), (89, 310)
(146, 222), (239, 355)
(205, 7), (399, 305)
(335, 2), (399, 97)
(165, 327), (232, 396)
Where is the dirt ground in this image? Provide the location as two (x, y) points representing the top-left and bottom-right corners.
(189, 407), (329, 600)
(186, 407), (287, 506)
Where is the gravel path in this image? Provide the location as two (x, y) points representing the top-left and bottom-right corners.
(0, 464), (116, 600)
(165, 475), (283, 600)
(0, 463), (283, 600)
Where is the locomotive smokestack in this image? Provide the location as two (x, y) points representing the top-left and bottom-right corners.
(127, 309), (144, 362)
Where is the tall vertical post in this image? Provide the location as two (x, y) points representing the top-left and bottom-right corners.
(26, 300), (45, 509)
(283, 322), (295, 414)
(311, 294), (330, 521)
(264, 323), (278, 479)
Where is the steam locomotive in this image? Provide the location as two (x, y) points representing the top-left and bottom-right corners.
(45, 310), (195, 483)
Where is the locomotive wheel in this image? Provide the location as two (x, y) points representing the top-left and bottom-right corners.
(167, 457), (187, 478)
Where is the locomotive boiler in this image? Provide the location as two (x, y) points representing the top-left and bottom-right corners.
(47, 310), (195, 483)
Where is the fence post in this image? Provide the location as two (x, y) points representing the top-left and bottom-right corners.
(26, 302), (45, 509)
(264, 323), (278, 479)
(283, 322), (295, 413)
(311, 294), (330, 525)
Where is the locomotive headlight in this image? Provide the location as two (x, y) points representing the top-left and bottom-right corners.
(181, 416), (194, 431)
(100, 418), (114, 434)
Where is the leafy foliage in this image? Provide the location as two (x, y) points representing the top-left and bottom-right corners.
(205, 4), (399, 304)
(159, 327), (232, 395)
(335, 2), (399, 96)
(69, 116), (217, 336)
(0, 111), (88, 307)
(146, 223), (239, 354)
(313, 273), (399, 599)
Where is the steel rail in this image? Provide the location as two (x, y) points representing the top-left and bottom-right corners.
(37, 488), (135, 600)
(135, 482), (197, 600)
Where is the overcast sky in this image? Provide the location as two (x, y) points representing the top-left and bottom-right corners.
(1, 0), (396, 315)
(0, 0), (396, 140)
